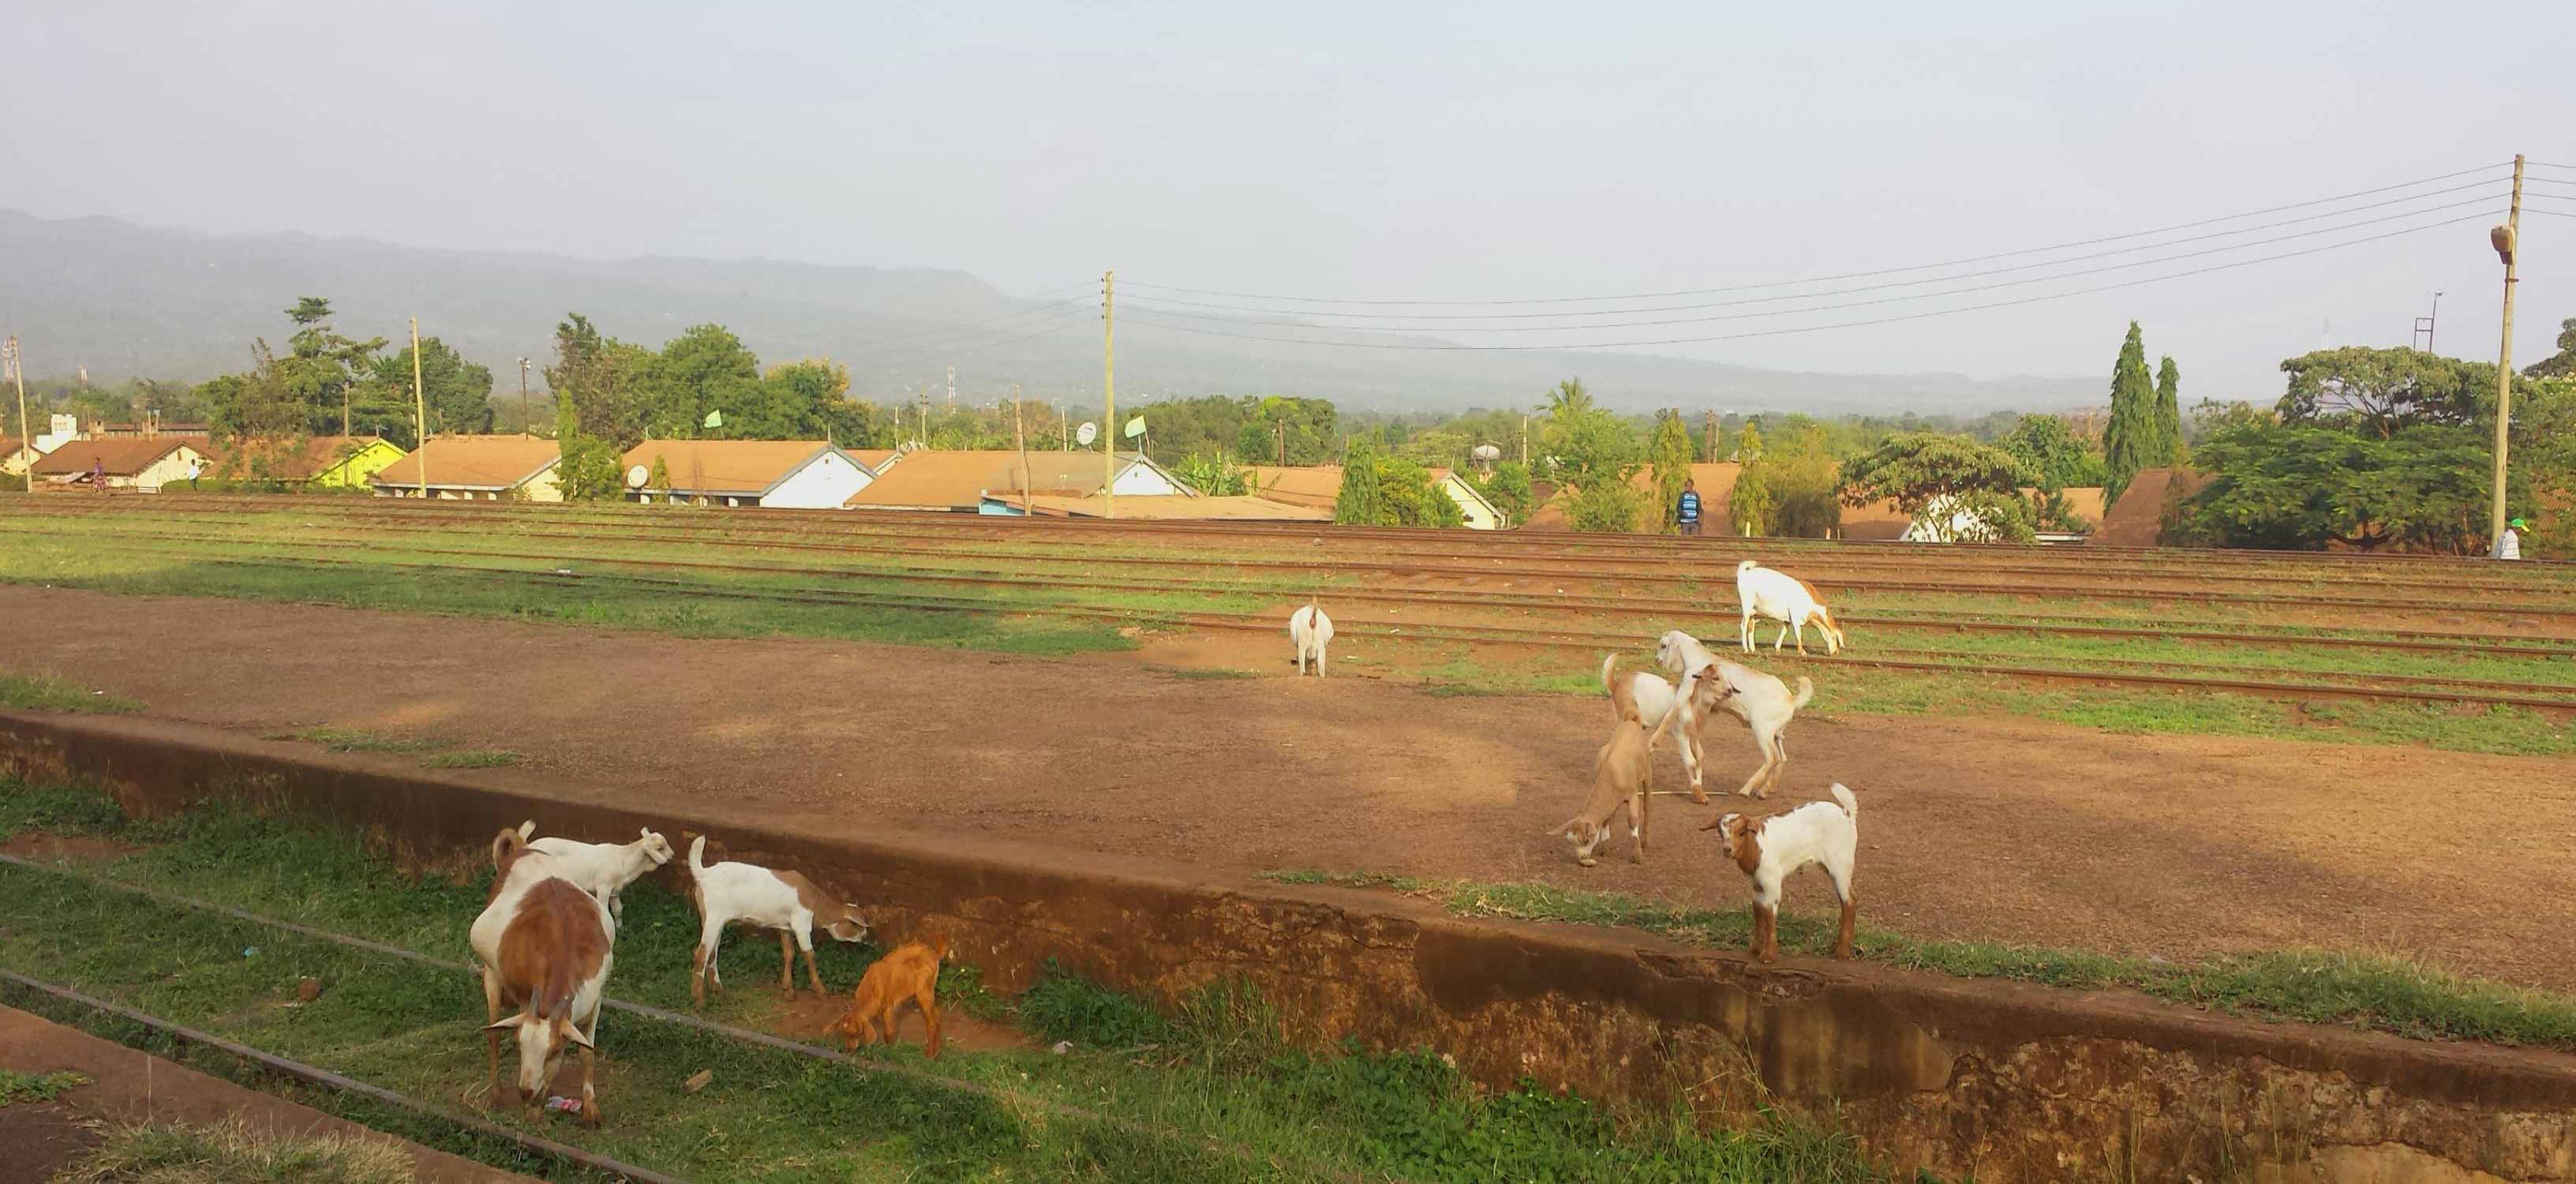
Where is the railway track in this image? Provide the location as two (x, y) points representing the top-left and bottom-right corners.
(22, 504), (2576, 625)
(0, 851), (1359, 1184)
(66, 544), (2576, 711)
(27, 497), (2576, 594)
(53, 522), (2576, 663)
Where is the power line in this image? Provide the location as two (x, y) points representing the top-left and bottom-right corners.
(1119, 161), (2510, 306)
(1118, 199), (2503, 334)
(861, 306), (1098, 373)
(849, 283), (1096, 350)
(1112, 211), (2496, 352)
(1129, 182), (2510, 323)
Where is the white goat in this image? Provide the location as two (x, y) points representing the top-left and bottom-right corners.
(1654, 630), (1814, 800)
(1289, 598), (1334, 676)
(685, 834), (869, 1007)
(1735, 560), (1848, 655)
(514, 821), (673, 924)
(1704, 783), (1859, 963)
(473, 829), (613, 1122)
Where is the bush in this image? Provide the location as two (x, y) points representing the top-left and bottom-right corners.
(1567, 481), (1646, 533)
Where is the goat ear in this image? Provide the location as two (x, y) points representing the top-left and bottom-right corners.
(484, 1012), (528, 1032)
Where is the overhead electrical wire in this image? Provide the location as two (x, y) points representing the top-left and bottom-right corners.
(1125, 182), (2510, 322)
(1110, 210), (2498, 351)
(1118, 161), (2511, 305)
(1118, 194), (2507, 334)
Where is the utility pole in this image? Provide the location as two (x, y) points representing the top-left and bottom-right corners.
(1102, 270), (1116, 519)
(1703, 410), (1718, 462)
(2413, 294), (2443, 354)
(6, 338), (28, 493)
(945, 365), (956, 408)
(2488, 154), (2524, 548)
(410, 318), (429, 499)
(517, 358), (533, 437)
(1013, 383), (1031, 515)
(1519, 414), (1529, 466)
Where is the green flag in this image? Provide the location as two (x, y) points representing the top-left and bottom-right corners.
(703, 410), (724, 429)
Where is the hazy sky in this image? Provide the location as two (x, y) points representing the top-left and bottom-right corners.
(5, 1), (2571, 398)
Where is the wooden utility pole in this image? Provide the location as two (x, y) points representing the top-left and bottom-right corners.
(410, 318), (429, 499)
(518, 358), (533, 437)
(6, 338), (28, 493)
(2489, 154), (2525, 546)
(1703, 410), (1718, 462)
(1519, 414), (1529, 466)
(1013, 383), (1031, 515)
(1102, 270), (1116, 519)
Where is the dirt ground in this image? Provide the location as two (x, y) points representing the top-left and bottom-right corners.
(7, 585), (2575, 991)
(0, 1004), (535, 1183)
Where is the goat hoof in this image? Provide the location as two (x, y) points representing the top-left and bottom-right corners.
(1576, 856), (1597, 867)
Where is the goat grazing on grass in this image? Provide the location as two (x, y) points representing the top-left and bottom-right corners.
(685, 834), (868, 1007)
(514, 821), (673, 924)
(1289, 598), (1335, 676)
(1653, 630), (1814, 800)
(1554, 655), (1707, 866)
(1735, 560), (1848, 655)
(1704, 784), (1859, 963)
(473, 828), (613, 1123)
(826, 935), (953, 1058)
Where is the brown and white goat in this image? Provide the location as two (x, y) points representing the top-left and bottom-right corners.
(685, 834), (869, 1006)
(1703, 783), (1859, 963)
(472, 829), (614, 1122)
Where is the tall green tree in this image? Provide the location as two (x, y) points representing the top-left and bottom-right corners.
(635, 324), (763, 439)
(1647, 410), (1694, 533)
(552, 395), (625, 501)
(545, 313), (653, 448)
(2275, 347), (2488, 438)
(2102, 322), (2158, 504)
(1333, 437), (1386, 525)
(2152, 356), (2183, 465)
(1475, 461), (1534, 523)
(1998, 414), (2108, 491)
(365, 337), (494, 441)
(2522, 317), (2576, 379)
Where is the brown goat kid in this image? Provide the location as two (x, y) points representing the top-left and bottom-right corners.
(826, 935), (953, 1058)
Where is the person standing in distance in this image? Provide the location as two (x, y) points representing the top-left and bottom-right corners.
(1677, 478), (1702, 538)
(2494, 516), (2525, 560)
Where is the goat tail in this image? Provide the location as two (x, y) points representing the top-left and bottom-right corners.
(1829, 783), (1857, 821)
(1601, 654), (1643, 724)
(515, 820), (535, 842)
(1792, 676), (1814, 710)
(687, 834), (709, 876)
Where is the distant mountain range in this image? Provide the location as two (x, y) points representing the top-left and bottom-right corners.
(0, 209), (2096, 416)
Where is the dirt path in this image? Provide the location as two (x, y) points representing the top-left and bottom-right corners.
(0, 1004), (537, 1183)
(8, 585), (2575, 991)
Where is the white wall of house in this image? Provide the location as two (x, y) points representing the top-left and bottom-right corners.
(125, 447), (210, 493)
(1439, 474), (1504, 530)
(758, 449), (874, 508)
(1110, 462), (1182, 496)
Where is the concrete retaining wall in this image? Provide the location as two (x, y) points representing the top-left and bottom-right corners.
(4, 710), (2570, 1182)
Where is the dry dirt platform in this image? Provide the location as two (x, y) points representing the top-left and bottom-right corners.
(6, 584), (2576, 991)
(0, 1004), (537, 1184)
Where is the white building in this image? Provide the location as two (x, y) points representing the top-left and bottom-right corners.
(622, 440), (876, 508)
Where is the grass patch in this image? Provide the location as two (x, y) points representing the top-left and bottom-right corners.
(290, 727), (450, 755)
(0, 1067), (88, 1106)
(0, 669), (141, 714)
(1282, 872), (2576, 1051)
(0, 776), (1922, 1182)
(419, 750), (520, 769)
(58, 1118), (414, 1184)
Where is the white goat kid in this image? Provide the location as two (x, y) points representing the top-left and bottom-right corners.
(1654, 630), (1814, 800)
(514, 821), (674, 924)
(1704, 783), (1859, 963)
(685, 835), (869, 1007)
(1289, 598), (1335, 676)
(1735, 560), (1848, 655)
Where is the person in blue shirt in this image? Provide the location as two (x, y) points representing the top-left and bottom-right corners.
(1677, 478), (1702, 536)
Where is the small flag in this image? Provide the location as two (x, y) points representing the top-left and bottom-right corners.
(703, 410), (724, 429)
(1121, 415), (1146, 439)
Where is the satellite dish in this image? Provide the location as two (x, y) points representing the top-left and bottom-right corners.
(1121, 415), (1147, 440)
(1076, 422), (1098, 447)
(625, 464), (650, 489)
(1470, 444), (1503, 462)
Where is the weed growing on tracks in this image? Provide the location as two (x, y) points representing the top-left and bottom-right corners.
(0, 1067), (90, 1105)
(58, 1118), (415, 1184)
(1264, 870), (2576, 1051)
(290, 727), (451, 754)
(0, 777), (1927, 1183)
(0, 669), (141, 714)
(419, 750), (522, 769)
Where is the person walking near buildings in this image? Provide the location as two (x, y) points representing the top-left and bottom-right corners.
(1677, 478), (1703, 537)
